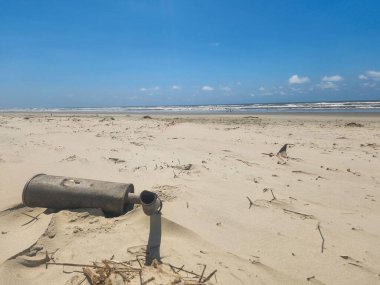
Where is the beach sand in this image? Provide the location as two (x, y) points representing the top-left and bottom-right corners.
(0, 113), (379, 284)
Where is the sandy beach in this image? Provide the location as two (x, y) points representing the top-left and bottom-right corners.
(0, 113), (379, 285)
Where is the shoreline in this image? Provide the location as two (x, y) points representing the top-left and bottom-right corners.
(1, 111), (380, 118)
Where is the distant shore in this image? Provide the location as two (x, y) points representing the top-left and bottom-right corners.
(0, 110), (380, 118)
(1, 100), (380, 115)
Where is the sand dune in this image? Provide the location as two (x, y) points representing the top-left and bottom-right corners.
(0, 113), (379, 284)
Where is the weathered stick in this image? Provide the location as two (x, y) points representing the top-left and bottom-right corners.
(348, 262), (362, 268)
(82, 267), (97, 285)
(283, 209), (314, 219)
(270, 190), (276, 202)
(202, 269), (217, 283)
(139, 271), (143, 285)
(175, 265), (185, 273)
(105, 259), (141, 271)
(21, 212), (39, 220)
(136, 257), (143, 268)
(168, 264), (201, 277)
(142, 277), (155, 285)
(262, 153), (275, 157)
(198, 264), (207, 282)
(46, 262), (104, 268)
(246, 196), (254, 209)
(21, 212), (43, 226)
(317, 224), (325, 253)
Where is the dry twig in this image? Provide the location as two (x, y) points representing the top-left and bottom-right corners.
(270, 189), (277, 202)
(202, 269), (217, 283)
(317, 223), (325, 253)
(198, 264), (207, 282)
(283, 209), (314, 219)
(246, 196), (254, 209)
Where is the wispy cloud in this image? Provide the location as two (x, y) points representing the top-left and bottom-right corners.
(172, 85), (181, 90)
(139, 86), (160, 96)
(220, 86), (231, 92)
(322, 75), (344, 82)
(288, 74), (310, 84)
(362, 82), (377, 88)
(318, 81), (339, 90)
(359, 70), (380, 81)
(258, 86), (265, 91)
(140, 86), (160, 92)
(202, 86), (214, 91)
(318, 75), (344, 90)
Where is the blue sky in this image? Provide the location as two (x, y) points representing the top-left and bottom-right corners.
(1, 0), (380, 108)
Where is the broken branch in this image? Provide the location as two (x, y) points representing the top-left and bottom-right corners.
(317, 223), (325, 253)
(198, 264), (207, 283)
(283, 209), (314, 219)
(246, 196), (254, 209)
(202, 269), (217, 283)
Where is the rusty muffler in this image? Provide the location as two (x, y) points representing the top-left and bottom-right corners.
(22, 174), (161, 216)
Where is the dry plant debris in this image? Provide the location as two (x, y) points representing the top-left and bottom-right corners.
(46, 256), (216, 285)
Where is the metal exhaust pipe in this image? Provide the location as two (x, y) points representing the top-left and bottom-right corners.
(22, 174), (162, 217)
(22, 174), (163, 265)
(22, 174), (135, 216)
(140, 190), (162, 216)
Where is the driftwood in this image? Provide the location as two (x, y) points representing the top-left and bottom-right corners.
(47, 256), (216, 284)
(263, 188), (277, 202)
(317, 224), (325, 253)
(46, 262), (105, 269)
(270, 190), (276, 202)
(83, 267), (97, 285)
(283, 209), (314, 219)
(203, 269), (217, 283)
(167, 264), (201, 277)
(142, 277), (155, 284)
(21, 211), (44, 226)
(246, 196), (254, 209)
(199, 265), (207, 282)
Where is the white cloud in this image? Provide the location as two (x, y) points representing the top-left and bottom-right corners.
(359, 70), (380, 81)
(220, 86), (231, 92)
(319, 81), (338, 90)
(258, 86), (265, 91)
(172, 85), (181, 90)
(367, 70), (380, 80)
(139, 86), (160, 95)
(140, 86), (160, 92)
(362, 82), (377, 88)
(201, 86), (214, 91)
(322, 75), (343, 82)
(288, 74), (310, 84)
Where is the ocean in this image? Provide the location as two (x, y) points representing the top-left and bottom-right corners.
(2, 101), (380, 114)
